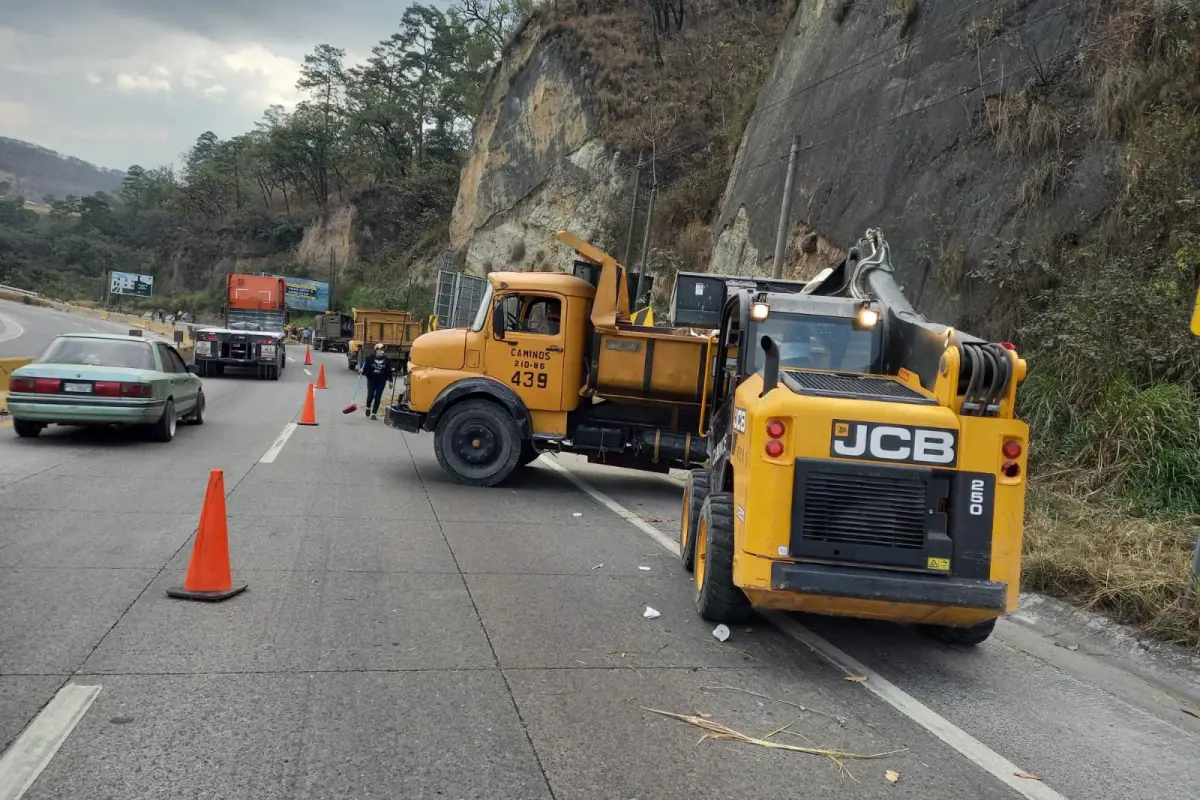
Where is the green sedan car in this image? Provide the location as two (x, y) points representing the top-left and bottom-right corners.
(7, 333), (205, 442)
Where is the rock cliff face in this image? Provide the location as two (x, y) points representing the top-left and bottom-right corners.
(450, 21), (630, 274)
(713, 0), (1118, 331)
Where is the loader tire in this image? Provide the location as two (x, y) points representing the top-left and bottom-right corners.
(694, 492), (752, 624)
(434, 399), (522, 487)
(679, 468), (710, 573)
(920, 619), (996, 647)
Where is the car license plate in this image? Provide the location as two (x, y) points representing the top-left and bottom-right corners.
(63, 382), (93, 393)
(195, 341), (211, 356)
(260, 344), (277, 358)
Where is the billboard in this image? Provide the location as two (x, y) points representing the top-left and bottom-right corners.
(276, 275), (331, 313)
(110, 271), (154, 298)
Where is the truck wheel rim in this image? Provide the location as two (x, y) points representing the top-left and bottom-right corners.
(454, 421), (499, 467)
(694, 517), (708, 592)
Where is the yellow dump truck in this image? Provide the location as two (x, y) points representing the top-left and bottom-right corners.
(346, 308), (424, 371)
(384, 232), (713, 485)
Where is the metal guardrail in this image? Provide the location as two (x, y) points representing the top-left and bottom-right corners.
(0, 284), (39, 298)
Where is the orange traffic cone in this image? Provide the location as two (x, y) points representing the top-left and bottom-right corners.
(167, 470), (247, 602)
(298, 383), (318, 426)
(304, 345), (312, 366)
(315, 362), (327, 389)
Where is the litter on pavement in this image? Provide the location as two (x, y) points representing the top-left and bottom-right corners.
(712, 624), (730, 641)
(643, 606), (661, 619)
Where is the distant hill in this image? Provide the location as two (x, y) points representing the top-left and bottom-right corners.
(0, 137), (125, 202)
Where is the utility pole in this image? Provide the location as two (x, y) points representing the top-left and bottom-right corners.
(328, 252), (335, 313)
(772, 135), (801, 279)
(634, 184), (657, 311)
(634, 149), (658, 311)
(623, 154), (643, 268)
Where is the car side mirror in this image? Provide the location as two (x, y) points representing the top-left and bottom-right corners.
(186, 364), (200, 374)
(492, 305), (506, 340)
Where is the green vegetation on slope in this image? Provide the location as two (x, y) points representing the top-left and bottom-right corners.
(971, 1), (1200, 646)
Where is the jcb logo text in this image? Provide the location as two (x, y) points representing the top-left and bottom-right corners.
(830, 420), (957, 467)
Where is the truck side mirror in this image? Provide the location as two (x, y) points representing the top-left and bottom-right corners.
(492, 304), (506, 340)
(760, 335), (780, 396)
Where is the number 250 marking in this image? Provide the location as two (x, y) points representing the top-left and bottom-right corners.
(511, 370), (548, 389)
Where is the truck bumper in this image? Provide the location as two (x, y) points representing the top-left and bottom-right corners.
(385, 404), (425, 433)
(770, 562), (1007, 611)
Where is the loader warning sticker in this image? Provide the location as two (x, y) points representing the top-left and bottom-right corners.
(926, 557), (951, 572)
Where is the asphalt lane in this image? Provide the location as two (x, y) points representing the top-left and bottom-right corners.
(0, 299), (176, 359)
(0, 340), (1197, 798)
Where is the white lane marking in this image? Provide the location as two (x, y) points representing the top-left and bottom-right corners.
(0, 683), (101, 800)
(303, 368), (311, 376)
(260, 422), (298, 464)
(765, 614), (1069, 800)
(538, 455), (679, 554)
(0, 311), (25, 344)
(546, 458), (1071, 800)
(287, 356), (296, 363)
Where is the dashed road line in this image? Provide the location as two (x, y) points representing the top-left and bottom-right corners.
(545, 456), (1072, 800)
(0, 683), (101, 800)
(259, 422), (298, 464)
(303, 368), (311, 376)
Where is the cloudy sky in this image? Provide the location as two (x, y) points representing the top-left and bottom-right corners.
(0, 2), (424, 170)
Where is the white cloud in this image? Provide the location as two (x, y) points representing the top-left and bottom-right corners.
(202, 84), (227, 98)
(85, 71), (102, 84)
(116, 72), (171, 93)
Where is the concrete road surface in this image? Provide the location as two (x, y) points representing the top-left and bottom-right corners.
(1, 314), (1198, 799)
(0, 299), (183, 360)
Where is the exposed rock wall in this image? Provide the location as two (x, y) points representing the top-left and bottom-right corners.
(713, 0), (1117, 331)
(450, 22), (630, 274)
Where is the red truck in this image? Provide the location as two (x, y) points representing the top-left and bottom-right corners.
(193, 274), (288, 380)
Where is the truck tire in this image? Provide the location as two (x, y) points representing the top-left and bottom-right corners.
(679, 468), (711, 572)
(517, 440), (540, 467)
(920, 619), (996, 647)
(434, 399), (522, 487)
(694, 492), (752, 624)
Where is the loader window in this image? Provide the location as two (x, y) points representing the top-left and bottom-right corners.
(751, 314), (880, 375)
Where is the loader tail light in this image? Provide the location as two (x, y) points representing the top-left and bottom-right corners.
(765, 419), (786, 439)
(1002, 460), (1021, 479)
(1002, 440), (1022, 460)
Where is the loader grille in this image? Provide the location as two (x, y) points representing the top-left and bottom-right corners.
(781, 371), (933, 404)
(798, 471), (927, 551)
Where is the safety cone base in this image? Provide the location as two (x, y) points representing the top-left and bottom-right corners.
(298, 418), (318, 426)
(166, 581), (248, 602)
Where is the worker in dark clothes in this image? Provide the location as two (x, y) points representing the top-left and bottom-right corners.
(360, 342), (393, 419)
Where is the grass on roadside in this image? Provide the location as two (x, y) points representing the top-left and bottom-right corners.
(1023, 482), (1200, 649)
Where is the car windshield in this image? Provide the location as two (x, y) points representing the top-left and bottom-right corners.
(749, 313), (881, 374)
(470, 283), (494, 332)
(36, 337), (156, 370)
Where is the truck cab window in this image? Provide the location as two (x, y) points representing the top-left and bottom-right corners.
(496, 294), (562, 336)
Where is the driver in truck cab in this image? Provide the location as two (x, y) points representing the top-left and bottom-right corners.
(360, 342), (394, 420)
